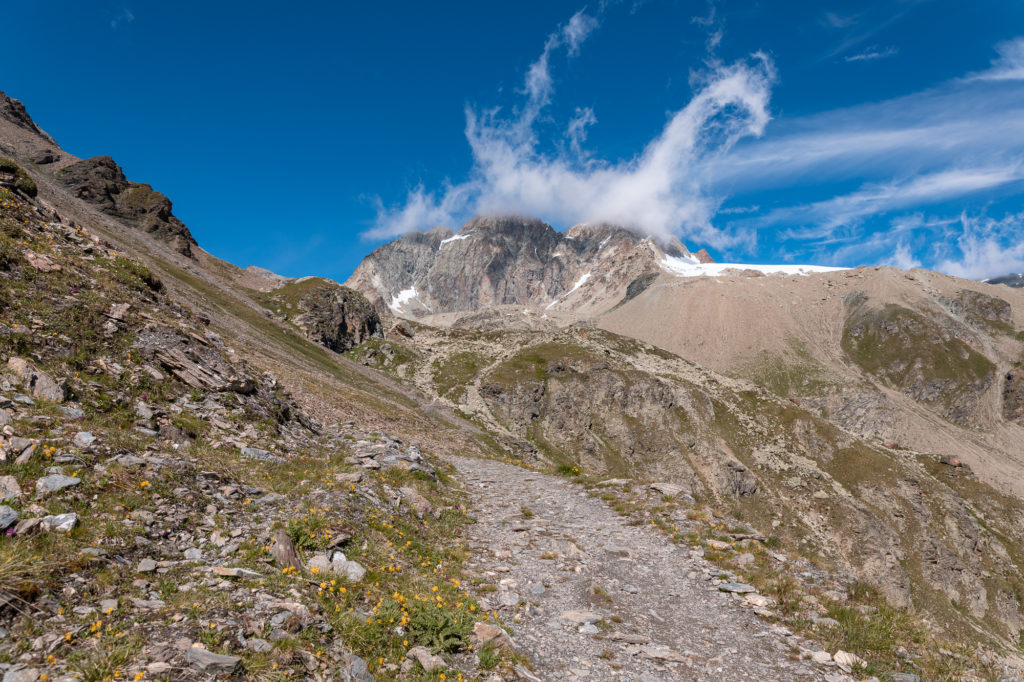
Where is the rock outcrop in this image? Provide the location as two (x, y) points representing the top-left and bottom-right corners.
(346, 216), (693, 318)
(57, 155), (196, 257)
(292, 282), (383, 352)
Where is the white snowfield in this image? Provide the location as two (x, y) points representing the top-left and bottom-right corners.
(546, 272), (591, 309)
(659, 254), (846, 278)
(440, 233), (472, 246)
(388, 286), (420, 313)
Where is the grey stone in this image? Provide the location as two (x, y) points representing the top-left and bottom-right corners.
(7, 357), (65, 403)
(40, 513), (78, 533)
(718, 582), (756, 594)
(0, 476), (21, 502)
(184, 547), (203, 561)
(339, 653), (374, 681)
(0, 505), (19, 531)
(2, 667), (41, 682)
(405, 646), (446, 672)
(246, 637), (271, 652)
(72, 431), (97, 448)
(241, 447), (285, 463)
(185, 647), (241, 674)
(35, 474), (80, 497)
(137, 558), (157, 572)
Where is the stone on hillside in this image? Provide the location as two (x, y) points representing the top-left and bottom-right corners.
(833, 650), (864, 671)
(471, 622), (515, 651)
(641, 645), (689, 663)
(8, 437), (34, 455)
(183, 548), (203, 561)
(35, 474), (80, 497)
(889, 674), (921, 682)
(242, 447), (284, 463)
(72, 431), (97, 448)
(40, 513), (78, 533)
(399, 486), (431, 517)
(405, 646), (446, 672)
(339, 653), (374, 682)
(134, 326), (255, 394)
(271, 528), (303, 571)
(557, 611), (602, 625)
(185, 647), (241, 674)
(291, 282), (383, 352)
(6, 358), (65, 403)
(335, 472), (362, 484)
(211, 566), (262, 579)
(137, 558), (157, 573)
(0, 475), (21, 501)
(0, 505), (19, 531)
(649, 482), (685, 497)
(810, 650), (832, 664)
(719, 582), (756, 594)
(2, 667), (40, 682)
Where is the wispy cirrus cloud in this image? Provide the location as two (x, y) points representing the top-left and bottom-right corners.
(367, 9), (1024, 280)
(845, 46), (898, 62)
(367, 9), (777, 246)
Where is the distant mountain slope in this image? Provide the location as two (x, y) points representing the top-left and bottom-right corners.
(990, 272), (1024, 288)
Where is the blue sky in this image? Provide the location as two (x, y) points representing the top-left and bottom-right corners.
(5, 1), (1024, 280)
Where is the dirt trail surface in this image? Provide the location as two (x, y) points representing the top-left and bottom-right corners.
(452, 455), (848, 681)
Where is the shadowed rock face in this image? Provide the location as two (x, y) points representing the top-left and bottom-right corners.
(346, 215), (691, 317)
(57, 156), (196, 257)
(989, 273), (1024, 289)
(292, 283), (383, 352)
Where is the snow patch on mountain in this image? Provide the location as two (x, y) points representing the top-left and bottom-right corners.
(659, 254), (845, 278)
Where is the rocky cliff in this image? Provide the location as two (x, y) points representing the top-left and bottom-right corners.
(256, 277), (383, 352)
(346, 215), (691, 319)
(57, 155), (197, 258)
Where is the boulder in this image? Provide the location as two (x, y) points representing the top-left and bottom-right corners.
(6, 358), (65, 402)
(185, 647), (241, 674)
(0, 505), (19, 530)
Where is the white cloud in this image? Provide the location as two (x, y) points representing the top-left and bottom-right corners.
(366, 11), (777, 245)
(845, 46), (898, 62)
(760, 166), (1024, 240)
(932, 211), (1024, 280)
(885, 241), (921, 270)
(965, 37), (1024, 81)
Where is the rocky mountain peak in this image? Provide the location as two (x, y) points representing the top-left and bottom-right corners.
(57, 155), (197, 258)
(346, 214), (696, 319)
(0, 90), (56, 144)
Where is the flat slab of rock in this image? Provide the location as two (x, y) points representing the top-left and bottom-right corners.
(0, 476), (20, 502)
(35, 474), (80, 497)
(211, 566), (263, 579)
(641, 645), (690, 663)
(719, 582), (756, 594)
(649, 482), (685, 496)
(185, 647), (241, 674)
(557, 611), (602, 625)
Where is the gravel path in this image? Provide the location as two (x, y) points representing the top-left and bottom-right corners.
(451, 455), (849, 681)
